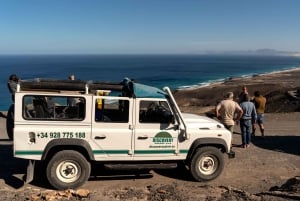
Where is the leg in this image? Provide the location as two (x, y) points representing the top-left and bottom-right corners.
(246, 120), (252, 147)
(252, 123), (256, 136)
(240, 120), (246, 147)
(259, 123), (265, 137)
(257, 114), (265, 136)
(225, 124), (234, 134)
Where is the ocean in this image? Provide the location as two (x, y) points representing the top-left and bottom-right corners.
(1, 54), (300, 111)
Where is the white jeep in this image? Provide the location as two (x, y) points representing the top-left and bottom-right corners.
(10, 78), (235, 190)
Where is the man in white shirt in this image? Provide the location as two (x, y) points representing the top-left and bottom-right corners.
(215, 92), (243, 133)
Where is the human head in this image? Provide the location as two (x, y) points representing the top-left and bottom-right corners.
(225, 92), (234, 100)
(242, 94), (250, 102)
(254, 91), (260, 97)
(69, 74), (75, 80)
(9, 74), (19, 81)
(242, 86), (248, 93)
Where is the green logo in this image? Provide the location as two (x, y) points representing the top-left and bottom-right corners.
(152, 132), (173, 144)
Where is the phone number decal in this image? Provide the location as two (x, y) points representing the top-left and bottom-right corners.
(37, 132), (86, 139)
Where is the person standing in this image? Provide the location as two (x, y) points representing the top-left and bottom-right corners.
(238, 86), (249, 103)
(252, 91), (266, 136)
(240, 94), (257, 148)
(7, 74), (19, 102)
(215, 92), (243, 133)
(67, 74), (78, 106)
(7, 74), (19, 140)
(68, 74), (75, 80)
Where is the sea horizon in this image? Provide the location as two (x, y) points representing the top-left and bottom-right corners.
(1, 54), (300, 110)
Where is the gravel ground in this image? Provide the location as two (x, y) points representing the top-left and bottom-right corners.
(0, 69), (299, 200)
(0, 177), (299, 200)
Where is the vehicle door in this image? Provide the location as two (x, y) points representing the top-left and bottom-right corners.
(91, 96), (134, 160)
(134, 98), (179, 159)
(14, 94), (90, 160)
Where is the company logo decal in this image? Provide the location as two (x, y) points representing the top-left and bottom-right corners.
(150, 131), (175, 148)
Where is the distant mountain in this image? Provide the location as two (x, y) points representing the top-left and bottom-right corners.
(200, 49), (300, 56)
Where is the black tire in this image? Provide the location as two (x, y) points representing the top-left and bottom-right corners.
(190, 146), (224, 181)
(6, 104), (14, 140)
(46, 150), (91, 190)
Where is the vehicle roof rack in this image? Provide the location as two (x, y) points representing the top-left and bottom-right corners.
(18, 78), (124, 94)
(17, 77), (167, 98)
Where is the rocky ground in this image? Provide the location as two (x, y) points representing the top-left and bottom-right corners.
(0, 177), (299, 200)
(0, 114), (299, 201)
(0, 69), (299, 200)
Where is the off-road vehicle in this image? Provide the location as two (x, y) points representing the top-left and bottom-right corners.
(10, 78), (235, 190)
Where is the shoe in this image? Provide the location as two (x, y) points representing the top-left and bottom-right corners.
(246, 144), (250, 148)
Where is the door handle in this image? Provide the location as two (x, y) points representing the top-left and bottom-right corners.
(94, 135), (106, 140)
(137, 136), (148, 140)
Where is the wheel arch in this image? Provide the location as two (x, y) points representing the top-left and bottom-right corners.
(186, 138), (228, 163)
(42, 139), (95, 161)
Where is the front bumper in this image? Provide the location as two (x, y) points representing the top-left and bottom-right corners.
(228, 149), (235, 158)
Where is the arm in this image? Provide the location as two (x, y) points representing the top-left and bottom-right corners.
(215, 104), (221, 119)
(251, 104), (257, 124)
(8, 81), (17, 94)
(235, 103), (243, 121)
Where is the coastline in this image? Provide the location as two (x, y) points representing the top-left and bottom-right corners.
(0, 67), (299, 113)
(173, 67), (300, 114)
(176, 66), (300, 91)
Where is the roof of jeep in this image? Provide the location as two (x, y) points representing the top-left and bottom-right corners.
(18, 78), (167, 98)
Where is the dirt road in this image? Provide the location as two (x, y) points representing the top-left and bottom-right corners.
(0, 112), (299, 200)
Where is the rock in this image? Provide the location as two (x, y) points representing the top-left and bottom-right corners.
(280, 176), (300, 192)
(74, 189), (90, 197)
(30, 194), (40, 201)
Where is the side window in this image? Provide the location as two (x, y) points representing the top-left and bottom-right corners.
(139, 100), (174, 124)
(95, 99), (129, 123)
(23, 95), (85, 120)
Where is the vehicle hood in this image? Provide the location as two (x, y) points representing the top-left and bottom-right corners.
(181, 113), (224, 129)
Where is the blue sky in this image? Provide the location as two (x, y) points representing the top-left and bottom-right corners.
(0, 0), (300, 54)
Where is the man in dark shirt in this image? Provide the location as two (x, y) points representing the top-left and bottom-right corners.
(252, 91), (266, 136)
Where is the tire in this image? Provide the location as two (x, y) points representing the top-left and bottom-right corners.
(190, 146), (224, 181)
(46, 150), (91, 190)
(6, 104), (14, 140)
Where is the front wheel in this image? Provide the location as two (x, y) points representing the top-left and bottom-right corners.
(190, 146), (224, 181)
(46, 150), (91, 190)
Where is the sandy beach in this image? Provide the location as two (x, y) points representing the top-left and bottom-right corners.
(0, 69), (299, 200)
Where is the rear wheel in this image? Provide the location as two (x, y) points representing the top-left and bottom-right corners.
(6, 104), (14, 140)
(46, 150), (91, 190)
(190, 146), (224, 181)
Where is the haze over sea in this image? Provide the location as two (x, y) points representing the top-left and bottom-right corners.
(1, 54), (300, 111)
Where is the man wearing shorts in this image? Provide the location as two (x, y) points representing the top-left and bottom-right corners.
(252, 91), (266, 136)
(215, 92), (243, 134)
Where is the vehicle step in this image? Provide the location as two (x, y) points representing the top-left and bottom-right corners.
(104, 163), (178, 170)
